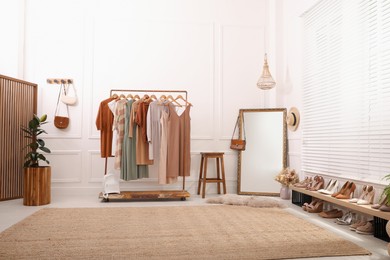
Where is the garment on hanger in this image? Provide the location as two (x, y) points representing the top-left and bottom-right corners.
(99, 91), (191, 184)
(158, 104), (171, 184)
(96, 97), (116, 158)
(147, 100), (164, 161)
(134, 99), (153, 166)
(108, 99), (118, 154)
(166, 103), (191, 180)
(121, 99), (148, 180)
(114, 98), (127, 169)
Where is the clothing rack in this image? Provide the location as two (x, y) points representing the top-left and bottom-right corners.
(99, 89), (191, 202)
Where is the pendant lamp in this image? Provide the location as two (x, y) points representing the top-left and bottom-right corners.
(257, 53), (276, 90)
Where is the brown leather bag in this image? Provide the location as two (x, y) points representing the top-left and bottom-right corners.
(54, 83), (70, 129)
(54, 116), (69, 129)
(230, 139), (246, 151)
(230, 115), (246, 151)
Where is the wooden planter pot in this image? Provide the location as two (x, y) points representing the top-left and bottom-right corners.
(23, 166), (51, 206)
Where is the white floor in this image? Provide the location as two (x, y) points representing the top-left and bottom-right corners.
(0, 193), (389, 260)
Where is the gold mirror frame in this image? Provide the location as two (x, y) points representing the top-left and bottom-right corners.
(237, 108), (287, 196)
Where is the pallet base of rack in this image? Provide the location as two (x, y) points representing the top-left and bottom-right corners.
(99, 190), (190, 202)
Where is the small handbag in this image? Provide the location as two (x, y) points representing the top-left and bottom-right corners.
(54, 83), (70, 129)
(230, 115), (246, 151)
(54, 116), (69, 129)
(60, 82), (77, 105)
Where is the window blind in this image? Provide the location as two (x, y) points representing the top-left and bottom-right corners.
(302, 0), (390, 184)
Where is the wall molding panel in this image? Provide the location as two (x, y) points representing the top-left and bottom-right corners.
(47, 150), (82, 183)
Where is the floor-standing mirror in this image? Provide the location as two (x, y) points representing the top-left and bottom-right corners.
(237, 108), (287, 195)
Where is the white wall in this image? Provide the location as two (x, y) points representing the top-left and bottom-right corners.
(0, 0), (25, 78)
(17, 0), (271, 195)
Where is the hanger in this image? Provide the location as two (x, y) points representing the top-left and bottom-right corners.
(166, 95), (182, 106)
(127, 93), (134, 99)
(142, 94), (151, 102)
(120, 94), (126, 99)
(111, 93), (118, 99)
(150, 94), (158, 101)
(175, 95), (192, 107)
(133, 94), (140, 100)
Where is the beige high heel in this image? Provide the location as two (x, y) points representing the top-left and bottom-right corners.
(349, 185), (367, 203)
(357, 186), (375, 205)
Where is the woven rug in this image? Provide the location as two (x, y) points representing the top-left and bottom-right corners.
(0, 205), (370, 259)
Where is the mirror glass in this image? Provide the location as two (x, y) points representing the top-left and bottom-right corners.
(237, 108), (287, 195)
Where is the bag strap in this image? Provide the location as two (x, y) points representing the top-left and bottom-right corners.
(231, 115), (246, 140)
(63, 82), (77, 98)
(55, 83), (69, 117)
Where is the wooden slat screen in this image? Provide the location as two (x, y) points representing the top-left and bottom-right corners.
(0, 74), (37, 201)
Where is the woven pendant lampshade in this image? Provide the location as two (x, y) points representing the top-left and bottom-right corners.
(257, 53), (276, 90)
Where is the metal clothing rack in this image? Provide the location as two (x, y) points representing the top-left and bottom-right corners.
(99, 89), (190, 202)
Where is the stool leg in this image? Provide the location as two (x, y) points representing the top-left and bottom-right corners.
(221, 156), (227, 194)
(197, 156), (204, 195)
(202, 158), (208, 198)
(216, 157), (221, 194)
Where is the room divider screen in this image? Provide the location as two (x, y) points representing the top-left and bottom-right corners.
(0, 74), (37, 201)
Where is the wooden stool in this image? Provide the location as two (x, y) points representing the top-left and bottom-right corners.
(197, 152), (227, 198)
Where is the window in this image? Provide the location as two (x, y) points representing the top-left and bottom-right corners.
(302, 0), (390, 183)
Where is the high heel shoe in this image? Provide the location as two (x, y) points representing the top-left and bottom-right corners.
(332, 181), (350, 197)
(318, 179), (338, 195)
(372, 195), (388, 209)
(302, 199), (319, 211)
(349, 185), (367, 203)
(307, 201), (323, 213)
(357, 186), (375, 205)
(335, 182), (356, 199)
(318, 179), (333, 193)
(335, 212), (355, 225)
(309, 176), (324, 191)
(306, 176), (319, 190)
(294, 176), (311, 188)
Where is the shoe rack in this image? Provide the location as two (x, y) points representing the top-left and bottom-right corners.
(291, 186), (390, 242)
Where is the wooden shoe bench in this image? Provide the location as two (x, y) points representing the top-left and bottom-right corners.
(291, 186), (390, 242)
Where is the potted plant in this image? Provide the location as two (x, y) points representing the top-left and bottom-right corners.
(21, 114), (51, 206)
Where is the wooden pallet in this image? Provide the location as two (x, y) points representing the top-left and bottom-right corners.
(99, 190), (190, 202)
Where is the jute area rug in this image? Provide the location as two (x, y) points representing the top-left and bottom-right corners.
(0, 205), (370, 260)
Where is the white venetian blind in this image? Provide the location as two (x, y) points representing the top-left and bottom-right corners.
(302, 0), (390, 183)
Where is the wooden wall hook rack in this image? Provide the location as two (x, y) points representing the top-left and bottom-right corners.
(46, 78), (73, 84)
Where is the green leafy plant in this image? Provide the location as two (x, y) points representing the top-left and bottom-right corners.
(21, 114), (51, 167)
(381, 174), (390, 204)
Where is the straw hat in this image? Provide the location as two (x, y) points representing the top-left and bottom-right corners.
(286, 107), (300, 131)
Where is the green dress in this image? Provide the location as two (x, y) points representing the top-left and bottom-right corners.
(121, 99), (148, 180)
